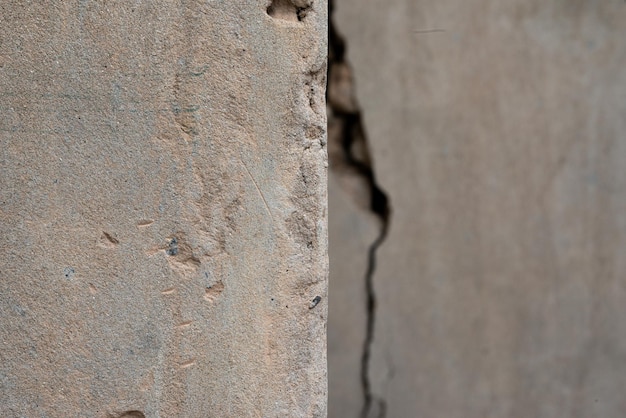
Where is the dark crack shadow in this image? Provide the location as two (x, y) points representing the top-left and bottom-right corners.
(327, 1), (392, 416)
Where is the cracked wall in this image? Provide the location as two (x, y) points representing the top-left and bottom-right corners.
(327, 1), (390, 417)
(329, 0), (626, 417)
(0, 1), (328, 416)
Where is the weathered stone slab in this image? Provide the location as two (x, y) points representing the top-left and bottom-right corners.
(0, 1), (327, 416)
(333, 0), (626, 416)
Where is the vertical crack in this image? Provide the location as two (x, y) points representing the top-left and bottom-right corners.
(327, 1), (391, 417)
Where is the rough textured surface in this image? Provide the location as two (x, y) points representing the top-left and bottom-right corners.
(331, 1), (626, 417)
(0, 1), (328, 416)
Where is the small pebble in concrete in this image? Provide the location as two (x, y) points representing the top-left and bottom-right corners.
(309, 295), (321, 309)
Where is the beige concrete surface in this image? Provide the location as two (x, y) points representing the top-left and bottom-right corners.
(0, 1), (328, 416)
(333, 1), (626, 417)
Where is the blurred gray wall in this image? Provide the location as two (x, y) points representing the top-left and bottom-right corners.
(329, 1), (626, 417)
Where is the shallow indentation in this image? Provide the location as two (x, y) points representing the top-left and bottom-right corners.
(116, 411), (145, 418)
(137, 219), (154, 228)
(164, 235), (201, 271)
(98, 231), (119, 249)
(204, 281), (225, 302)
(179, 358), (196, 369)
(267, 0), (309, 22)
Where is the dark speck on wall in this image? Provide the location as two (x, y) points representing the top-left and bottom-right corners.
(309, 295), (321, 309)
(63, 267), (75, 279)
(166, 238), (178, 256)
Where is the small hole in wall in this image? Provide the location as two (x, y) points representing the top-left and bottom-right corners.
(267, 0), (302, 22)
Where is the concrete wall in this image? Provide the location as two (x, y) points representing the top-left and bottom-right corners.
(329, 1), (626, 417)
(0, 1), (327, 416)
